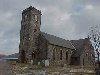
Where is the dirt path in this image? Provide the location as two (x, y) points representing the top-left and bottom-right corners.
(0, 59), (11, 75)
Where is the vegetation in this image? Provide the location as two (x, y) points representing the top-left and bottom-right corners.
(88, 26), (100, 67)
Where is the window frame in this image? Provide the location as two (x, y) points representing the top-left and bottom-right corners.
(60, 50), (62, 60)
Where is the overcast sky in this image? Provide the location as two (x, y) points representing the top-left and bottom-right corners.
(0, 0), (100, 55)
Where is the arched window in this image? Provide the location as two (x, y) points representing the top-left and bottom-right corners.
(83, 58), (84, 65)
(60, 50), (62, 60)
(53, 49), (55, 60)
(66, 52), (68, 61)
(35, 15), (38, 21)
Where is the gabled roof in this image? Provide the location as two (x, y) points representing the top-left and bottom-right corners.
(71, 39), (85, 57)
(71, 38), (94, 57)
(41, 32), (75, 49)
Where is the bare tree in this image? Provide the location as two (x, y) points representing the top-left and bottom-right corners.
(89, 26), (100, 67)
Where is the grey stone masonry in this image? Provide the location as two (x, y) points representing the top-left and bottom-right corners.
(19, 6), (95, 70)
(19, 6), (42, 64)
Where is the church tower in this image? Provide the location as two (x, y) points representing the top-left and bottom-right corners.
(19, 6), (41, 63)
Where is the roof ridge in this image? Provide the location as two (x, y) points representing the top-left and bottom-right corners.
(41, 31), (75, 49)
(41, 32), (69, 41)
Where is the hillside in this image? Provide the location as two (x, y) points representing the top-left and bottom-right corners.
(0, 54), (6, 58)
(6, 53), (19, 58)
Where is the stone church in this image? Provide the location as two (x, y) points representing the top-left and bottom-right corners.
(19, 6), (95, 68)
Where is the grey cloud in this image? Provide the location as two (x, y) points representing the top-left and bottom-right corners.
(0, 0), (100, 55)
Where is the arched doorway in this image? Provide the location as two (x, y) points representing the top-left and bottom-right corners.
(32, 52), (35, 59)
(31, 52), (36, 64)
(21, 50), (26, 63)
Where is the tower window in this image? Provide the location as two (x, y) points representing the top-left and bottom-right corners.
(29, 38), (30, 40)
(25, 15), (27, 19)
(86, 53), (88, 56)
(23, 14), (28, 21)
(35, 15), (38, 21)
(60, 50), (62, 60)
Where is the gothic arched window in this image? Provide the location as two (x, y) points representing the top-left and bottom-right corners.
(83, 58), (84, 65)
(66, 52), (68, 61)
(53, 49), (55, 60)
(60, 50), (62, 60)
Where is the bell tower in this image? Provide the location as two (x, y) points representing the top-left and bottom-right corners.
(19, 6), (41, 63)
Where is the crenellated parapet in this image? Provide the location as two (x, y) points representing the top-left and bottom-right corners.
(22, 6), (41, 15)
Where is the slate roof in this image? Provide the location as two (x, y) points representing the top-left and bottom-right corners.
(71, 39), (85, 57)
(41, 32), (75, 49)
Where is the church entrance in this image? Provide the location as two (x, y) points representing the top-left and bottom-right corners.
(31, 52), (36, 64)
(32, 52), (35, 59)
(21, 50), (26, 63)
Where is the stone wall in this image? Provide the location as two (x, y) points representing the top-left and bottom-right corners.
(38, 34), (48, 60)
(19, 7), (95, 70)
(70, 38), (95, 69)
(80, 38), (95, 69)
(47, 44), (73, 66)
(19, 6), (42, 64)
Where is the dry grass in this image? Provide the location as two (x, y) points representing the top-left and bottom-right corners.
(9, 62), (96, 75)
